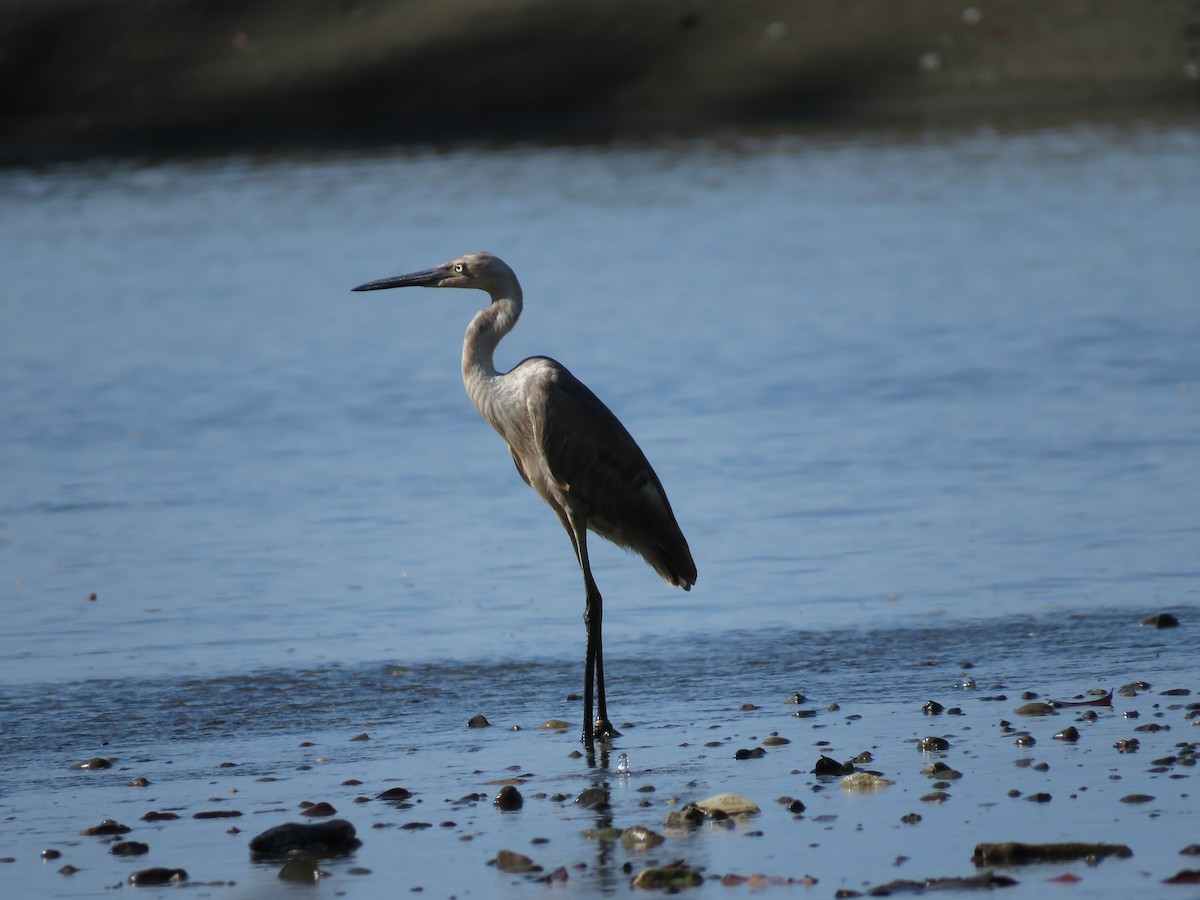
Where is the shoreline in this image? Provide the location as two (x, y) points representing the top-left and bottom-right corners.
(2, 0), (1197, 164)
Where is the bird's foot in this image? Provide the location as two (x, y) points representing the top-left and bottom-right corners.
(593, 717), (622, 740)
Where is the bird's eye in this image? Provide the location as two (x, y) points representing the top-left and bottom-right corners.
(454, 263), (465, 274)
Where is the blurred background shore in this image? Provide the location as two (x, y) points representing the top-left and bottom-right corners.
(2, 0), (1197, 162)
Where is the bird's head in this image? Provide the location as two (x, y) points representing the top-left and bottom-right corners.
(352, 251), (515, 295)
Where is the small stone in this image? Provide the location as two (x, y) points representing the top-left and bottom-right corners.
(127, 777), (150, 787)
(1014, 702), (1056, 716)
(1015, 734), (1036, 747)
(110, 842), (149, 857)
(813, 755), (854, 776)
(79, 820), (130, 836)
(494, 850), (541, 873)
(350, 732), (370, 741)
(734, 747), (765, 760)
(278, 855), (321, 883)
(248, 819), (361, 860)
(1140, 613), (1179, 628)
(694, 793), (760, 816)
(1120, 794), (1156, 804)
(128, 867), (187, 885)
(1053, 726), (1081, 742)
(630, 861), (703, 890)
(574, 787), (607, 808)
(620, 825), (665, 850)
(539, 719), (570, 729)
(900, 813), (922, 825)
(1114, 738), (1141, 752)
(41, 849), (62, 859)
(467, 714), (490, 728)
(71, 758), (114, 771)
(377, 787), (413, 802)
(141, 811), (179, 821)
(301, 802), (337, 818)
(840, 772), (894, 792)
(917, 736), (950, 752)
(494, 786), (523, 810)
(923, 701), (944, 715)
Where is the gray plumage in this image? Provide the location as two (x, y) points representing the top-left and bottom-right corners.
(353, 251), (696, 742)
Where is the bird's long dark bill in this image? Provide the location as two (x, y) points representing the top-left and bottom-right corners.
(351, 267), (444, 292)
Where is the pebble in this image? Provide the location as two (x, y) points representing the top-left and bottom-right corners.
(494, 785), (523, 810)
(79, 819), (131, 836)
(128, 867), (187, 885)
(248, 819), (361, 860)
(71, 757), (114, 771)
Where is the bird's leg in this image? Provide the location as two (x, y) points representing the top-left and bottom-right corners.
(573, 524), (620, 742)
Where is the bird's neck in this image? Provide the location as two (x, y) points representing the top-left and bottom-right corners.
(462, 287), (522, 420)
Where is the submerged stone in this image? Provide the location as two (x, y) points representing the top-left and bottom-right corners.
(248, 819), (361, 860)
(278, 855), (321, 883)
(972, 841), (1132, 866)
(128, 867), (187, 885)
(694, 793), (760, 816)
(631, 861), (703, 890)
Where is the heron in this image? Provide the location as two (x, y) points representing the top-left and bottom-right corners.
(353, 251), (696, 743)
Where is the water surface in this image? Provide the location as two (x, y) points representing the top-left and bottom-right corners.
(1, 113), (1198, 897)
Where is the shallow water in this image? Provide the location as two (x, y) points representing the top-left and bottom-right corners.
(1, 112), (1199, 896)
(2, 610), (1198, 897)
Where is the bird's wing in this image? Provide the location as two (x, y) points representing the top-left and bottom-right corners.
(518, 357), (696, 588)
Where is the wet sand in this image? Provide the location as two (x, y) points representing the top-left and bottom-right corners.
(2, 0), (1198, 161)
(2, 609), (1197, 897)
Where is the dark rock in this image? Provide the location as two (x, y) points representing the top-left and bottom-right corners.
(79, 819), (131, 836)
(574, 787), (607, 808)
(1014, 702), (1055, 716)
(194, 809), (242, 819)
(1113, 738), (1140, 752)
(41, 849), (62, 859)
(128, 867), (187, 885)
(127, 777), (150, 787)
(467, 714), (490, 728)
(1053, 726), (1081, 742)
(620, 825), (665, 850)
(923, 700), (945, 715)
(110, 841), (149, 856)
(734, 747), (765, 760)
(278, 855), (321, 883)
(494, 785), (523, 810)
(248, 819), (361, 860)
(71, 757), (114, 771)
(813, 755), (854, 776)
(917, 736), (950, 752)
(972, 841), (1132, 866)
(300, 802), (337, 817)
(1140, 612), (1179, 628)
(141, 811), (179, 821)
(1164, 870), (1200, 884)
(377, 787), (413, 802)
(494, 849), (541, 873)
(630, 861), (703, 890)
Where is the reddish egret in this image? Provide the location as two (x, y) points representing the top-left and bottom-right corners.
(353, 251), (696, 743)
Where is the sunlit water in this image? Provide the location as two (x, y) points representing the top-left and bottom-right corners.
(1, 114), (1198, 897)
